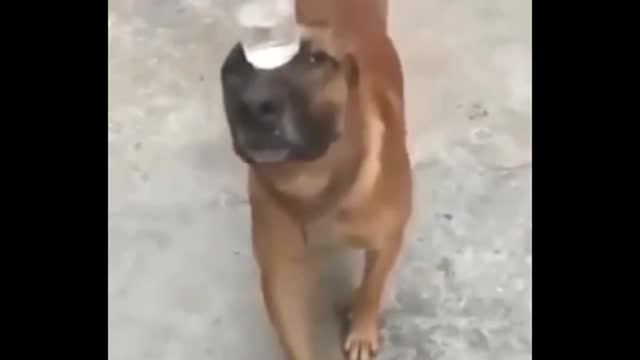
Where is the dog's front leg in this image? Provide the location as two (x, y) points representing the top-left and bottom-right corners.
(250, 179), (315, 360)
(259, 256), (315, 360)
(344, 228), (404, 360)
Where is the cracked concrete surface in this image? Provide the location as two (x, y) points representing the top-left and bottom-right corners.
(108, 1), (532, 359)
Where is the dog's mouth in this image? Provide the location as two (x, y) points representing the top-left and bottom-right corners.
(235, 140), (334, 165)
(231, 128), (293, 165)
(245, 148), (291, 164)
(231, 118), (338, 165)
(232, 124), (340, 166)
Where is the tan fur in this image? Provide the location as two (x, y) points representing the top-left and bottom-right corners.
(247, 1), (410, 359)
(342, 95), (385, 209)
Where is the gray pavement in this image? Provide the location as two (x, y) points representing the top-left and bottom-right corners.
(108, 1), (532, 359)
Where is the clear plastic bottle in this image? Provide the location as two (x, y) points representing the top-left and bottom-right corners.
(234, 0), (300, 70)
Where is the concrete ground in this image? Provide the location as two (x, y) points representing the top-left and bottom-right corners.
(108, 1), (531, 359)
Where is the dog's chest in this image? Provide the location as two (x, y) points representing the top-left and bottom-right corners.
(303, 213), (346, 249)
(302, 211), (370, 249)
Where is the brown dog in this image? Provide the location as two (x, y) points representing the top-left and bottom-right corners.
(220, 1), (410, 359)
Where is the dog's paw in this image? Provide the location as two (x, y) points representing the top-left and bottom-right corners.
(344, 318), (380, 360)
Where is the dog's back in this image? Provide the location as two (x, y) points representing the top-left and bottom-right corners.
(296, 0), (388, 30)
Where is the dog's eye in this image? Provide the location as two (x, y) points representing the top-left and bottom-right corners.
(307, 50), (331, 65)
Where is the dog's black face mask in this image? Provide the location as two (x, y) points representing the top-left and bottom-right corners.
(220, 37), (351, 165)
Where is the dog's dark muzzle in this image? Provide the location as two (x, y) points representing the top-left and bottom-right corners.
(222, 86), (301, 164)
(220, 43), (337, 165)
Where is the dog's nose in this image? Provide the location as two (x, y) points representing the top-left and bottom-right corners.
(252, 99), (280, 121)
(243, 90), (284, 130)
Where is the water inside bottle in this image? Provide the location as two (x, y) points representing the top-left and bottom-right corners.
(235, 0), (300, 70)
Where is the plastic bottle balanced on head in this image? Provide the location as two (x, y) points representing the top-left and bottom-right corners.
(234, 0), (300, 70)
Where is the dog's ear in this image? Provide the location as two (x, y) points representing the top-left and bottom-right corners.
(331, 35), (359, 88)
(343, 53), (359, 88)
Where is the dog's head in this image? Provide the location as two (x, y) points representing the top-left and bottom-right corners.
(220, 26), (358, 165)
